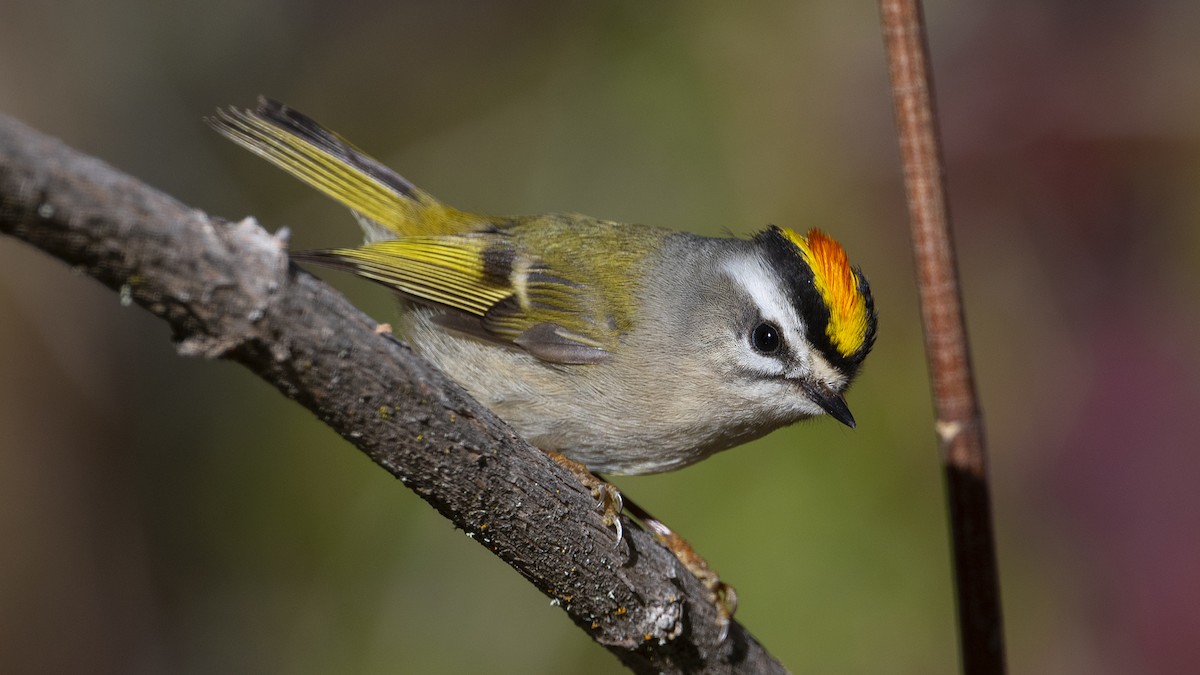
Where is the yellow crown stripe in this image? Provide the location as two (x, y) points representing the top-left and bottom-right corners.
(782, 229), (870, 357)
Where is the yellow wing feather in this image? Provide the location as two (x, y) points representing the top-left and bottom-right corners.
(213, 100), (658, 363)
(293, 224), (636, 361)
(303, 237), (512, 317)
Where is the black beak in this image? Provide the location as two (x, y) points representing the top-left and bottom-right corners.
(805, 382), (856, 429)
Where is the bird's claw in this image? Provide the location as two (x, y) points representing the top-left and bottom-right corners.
(645, 517), (737, 641)
(545, 451), (625, 546)
(595, 482), (624, 546)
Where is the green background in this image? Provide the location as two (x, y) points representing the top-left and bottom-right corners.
(2, 2), (1198, 673)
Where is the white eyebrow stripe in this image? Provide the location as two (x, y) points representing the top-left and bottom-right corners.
(722, 254), (802, 329)
(721, 253), (809, 363)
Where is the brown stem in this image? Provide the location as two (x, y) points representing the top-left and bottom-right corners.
(878, 1), (1007, 674)
(0, 114), (788, 675)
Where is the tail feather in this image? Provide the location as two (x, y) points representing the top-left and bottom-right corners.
(208, 97), (474, 239)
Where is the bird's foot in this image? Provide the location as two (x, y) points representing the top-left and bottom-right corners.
(545, 451), (624, 546)
(627, 501), (738, 641)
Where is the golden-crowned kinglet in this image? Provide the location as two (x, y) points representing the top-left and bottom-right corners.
(210, 99), (877, 477)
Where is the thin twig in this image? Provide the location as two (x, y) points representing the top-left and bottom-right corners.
(0, 114), (787, 675)
(878, 2), (1007, 674)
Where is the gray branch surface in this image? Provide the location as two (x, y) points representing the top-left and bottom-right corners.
(0, 114), (786, 675)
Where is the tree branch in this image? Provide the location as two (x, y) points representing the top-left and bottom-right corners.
(0, 114), (786, 674)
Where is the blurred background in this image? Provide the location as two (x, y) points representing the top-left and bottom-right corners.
(2, 1), (1198, 673)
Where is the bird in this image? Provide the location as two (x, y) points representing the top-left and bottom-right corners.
(209, 97), (877, 633)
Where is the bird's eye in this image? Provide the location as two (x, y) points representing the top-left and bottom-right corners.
(750, 321), (782, 354)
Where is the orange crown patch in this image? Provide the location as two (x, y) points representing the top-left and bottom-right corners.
(782, 228), (871, 359)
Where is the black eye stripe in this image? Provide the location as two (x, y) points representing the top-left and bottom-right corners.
(753, 226), (876, 378)
(750, 321), (782, 354)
